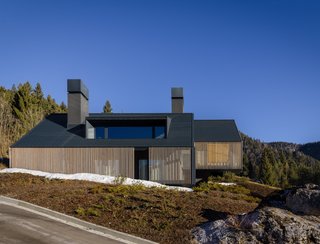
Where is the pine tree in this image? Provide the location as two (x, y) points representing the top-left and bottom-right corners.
(242, 153), (249, 176)
(260, 148), (276, 186)
(279, 151), (289, 187)
(45, 95), (60, 114)
(34, 83), (43, 99)
(103, 100), (112, 113)
(288, 161), (299, 185)
(60, 102), (67, 112)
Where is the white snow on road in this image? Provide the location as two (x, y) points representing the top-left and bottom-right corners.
(0, 168), (193, 192)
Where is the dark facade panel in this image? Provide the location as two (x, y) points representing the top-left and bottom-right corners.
(68, 93), (88, 125)
(172, 98), (184, 113)
(171, 88), (184, 113)
(171, 87), (183, 98)
(67, 79), (89, 100)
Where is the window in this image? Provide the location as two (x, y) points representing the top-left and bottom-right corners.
(95, 127), (105, 139)
(93, 126), (166, 139)
(155, 126), (165, 139)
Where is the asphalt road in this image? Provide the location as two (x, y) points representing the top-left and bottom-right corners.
(0, 203), (123, 244)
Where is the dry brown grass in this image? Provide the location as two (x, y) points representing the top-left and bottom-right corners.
(0, 173), (278, 243)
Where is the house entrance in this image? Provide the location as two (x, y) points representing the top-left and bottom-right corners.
(134, 148), (149, 180)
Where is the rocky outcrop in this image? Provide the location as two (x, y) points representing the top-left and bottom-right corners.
(192, 184), (320, 244)
(285, 184), (320, 216)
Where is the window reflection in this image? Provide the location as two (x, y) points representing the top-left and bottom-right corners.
(94, 126), (166, 139)
(95, 127), (105, 139)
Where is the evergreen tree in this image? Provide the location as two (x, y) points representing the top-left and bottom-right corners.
(103, 100), (112, 113)
(260, 148), (276, 186)
(242, 153), (249, 176)
(45, 95), (60, 114)
(34, 82), (44, 104)
(0, 81), (85, 158)
(288, 161), (299, 185)
(60, 102), (67, 112)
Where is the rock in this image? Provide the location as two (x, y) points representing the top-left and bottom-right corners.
(285, 184), (320, 216)
(192, 185), (320, 244)
(192, 207), (320, 244)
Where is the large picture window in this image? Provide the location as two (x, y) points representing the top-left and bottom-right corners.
(94, 126), (166, 139)
(95, 127), (105, 139)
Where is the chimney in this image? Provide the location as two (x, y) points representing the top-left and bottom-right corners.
(171, 87), (184, 113)
(67, 79), (89, 126)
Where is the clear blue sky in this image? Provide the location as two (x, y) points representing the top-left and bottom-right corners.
(0, 0), (319, 144)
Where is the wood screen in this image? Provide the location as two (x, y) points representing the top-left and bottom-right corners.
(195, 142), (242, 170)
(149, 147), (191, 185)
(10, 148), (134, 178)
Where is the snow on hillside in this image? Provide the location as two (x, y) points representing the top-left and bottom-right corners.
(0, 168), (193, 192)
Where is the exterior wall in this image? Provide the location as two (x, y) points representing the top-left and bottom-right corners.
(149, 147), (192, 185)
(10, 148), (134, 178)
(68, 93), (88, 125)
(172, 98), (184, 113)
(195, 142), (242, 170)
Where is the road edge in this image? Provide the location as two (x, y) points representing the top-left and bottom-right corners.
(0, 195), (157, 244)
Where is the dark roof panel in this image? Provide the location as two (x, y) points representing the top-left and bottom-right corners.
(12, 113), (193, 148)
(194, 120), (241, 142)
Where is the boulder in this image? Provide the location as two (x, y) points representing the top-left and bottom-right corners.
(192, 207), (320, 244)
(285, 184), (320, 216)
(192, 184), (320, 244)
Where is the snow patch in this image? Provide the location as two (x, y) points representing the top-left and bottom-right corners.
(216, 182), (236, 186)
(0, 168), (193, 192)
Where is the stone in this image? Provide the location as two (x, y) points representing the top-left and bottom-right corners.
(285, 184), (320, 216)
(192, 184), (320, 244)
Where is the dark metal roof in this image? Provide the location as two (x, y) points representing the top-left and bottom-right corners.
(11, 113), (194, 148)
(194, 120), (242, 142)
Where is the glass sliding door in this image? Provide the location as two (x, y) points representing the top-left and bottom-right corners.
(134, 148), (149, 180)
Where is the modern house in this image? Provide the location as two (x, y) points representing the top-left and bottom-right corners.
(10, 79), (242, 186)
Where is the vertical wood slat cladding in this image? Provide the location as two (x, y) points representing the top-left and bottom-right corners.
(10, 148), (134, 178)
(195, 142), (242, 169)
(149, 147), (191, 185)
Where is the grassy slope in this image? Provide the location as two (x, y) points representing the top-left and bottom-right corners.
(0, 173), (278, 243)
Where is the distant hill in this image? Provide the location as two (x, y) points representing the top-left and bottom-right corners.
(299, 142), (320, 161)
(241, 133), (320, 187)
(268, 142), (299, 153)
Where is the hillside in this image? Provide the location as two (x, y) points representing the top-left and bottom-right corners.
(299, 142), (320, 161)
(241, 133), (320, 187)
(0, 171), (277, 244)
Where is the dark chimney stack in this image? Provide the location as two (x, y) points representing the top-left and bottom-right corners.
(171, 87), (184, 113)
(67, 79), (89, 126)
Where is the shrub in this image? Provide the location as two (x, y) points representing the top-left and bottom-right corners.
(75, 207), (86, 216)
(88, 185), (104, 194)
(208, 172), (249, 183)
(87, 207), (100, 217)
(193, 182), (210, 192)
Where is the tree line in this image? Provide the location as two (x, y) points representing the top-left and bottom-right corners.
(241, 133), (320, 187)
(0, 82), (66, 158)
